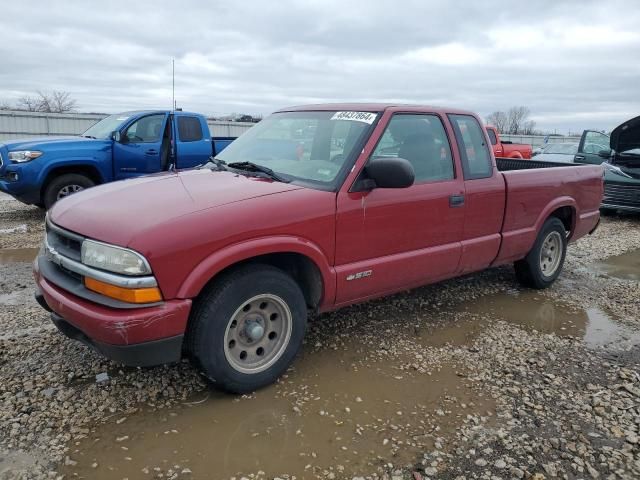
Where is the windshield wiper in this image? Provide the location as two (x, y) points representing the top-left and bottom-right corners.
(81, 135), (96, 139)
(227, 161), (290, 183)
(196, 157), (228, 171)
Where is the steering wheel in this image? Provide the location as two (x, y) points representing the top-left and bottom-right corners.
(128, 134), (144, 142)
(330, 153), (345, 164)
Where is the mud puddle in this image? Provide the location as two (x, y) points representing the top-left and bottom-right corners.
(446, 290), (640, 349)
(0, 247), (39, 264)
(61, 342), (492, 479)
(591, 249), (640, 281)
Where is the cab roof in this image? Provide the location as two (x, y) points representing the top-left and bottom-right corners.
(276, 103), (476, 116)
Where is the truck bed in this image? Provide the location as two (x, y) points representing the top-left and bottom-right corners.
(493, 157), (603, 265)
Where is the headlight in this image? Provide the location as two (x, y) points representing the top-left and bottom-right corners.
(8, 150), (43, 163)
(81, 240), (152, 275)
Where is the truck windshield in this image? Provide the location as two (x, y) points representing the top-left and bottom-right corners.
(216, 111), (377, 188)
(82, 114), (131, 139)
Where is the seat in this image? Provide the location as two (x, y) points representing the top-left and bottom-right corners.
(398, 133), (443, 181)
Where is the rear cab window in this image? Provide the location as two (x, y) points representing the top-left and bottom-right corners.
(449, 114), (493, 179)
(486, 128), (498, 145)
(177, 116), (204, 142)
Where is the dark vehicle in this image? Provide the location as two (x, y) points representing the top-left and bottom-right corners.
(575, 119), (640, 214)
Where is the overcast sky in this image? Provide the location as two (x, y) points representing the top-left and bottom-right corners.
(1, 0), (639, 133)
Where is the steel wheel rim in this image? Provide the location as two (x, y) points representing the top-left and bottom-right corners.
(223, 294), (292, 374)
(57, 185), (84, 199)
(539, 231), (562, 277)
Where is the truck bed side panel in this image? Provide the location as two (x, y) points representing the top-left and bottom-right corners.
(493, 165), (602, 265)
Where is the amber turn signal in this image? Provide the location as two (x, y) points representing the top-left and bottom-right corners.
(84, 277), (162, 304)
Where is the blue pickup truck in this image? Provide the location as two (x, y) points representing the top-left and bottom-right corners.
(0, 110), (235, 208)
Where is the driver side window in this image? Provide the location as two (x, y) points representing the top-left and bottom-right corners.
(582, 131), (609, 154)
(124, 114), (165, 143)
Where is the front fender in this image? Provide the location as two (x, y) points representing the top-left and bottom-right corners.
(36, 157), (109, 186)
(176, 235), (337, 309)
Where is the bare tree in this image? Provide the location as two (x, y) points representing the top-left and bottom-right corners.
(522, 119), (537, 135)
(486, 111), (508, 132)
(15, 91), (77, 113)
(16, 95), (41, 112)
(48, 90), (77, 113)
(506, 106), (531, 134)
(0, 100), (11, 110)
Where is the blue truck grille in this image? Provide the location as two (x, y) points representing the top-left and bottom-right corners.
(603, 182), (640, 208)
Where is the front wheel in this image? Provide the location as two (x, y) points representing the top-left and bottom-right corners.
(186, 264), (307, 394)
(514, 217), (567, 289)
(43, 173), (95, 209)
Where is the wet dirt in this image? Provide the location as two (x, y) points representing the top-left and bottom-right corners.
(61, 339), (492, 479)
(0, 247), (39, 264)
(591, 248), (640, 281)
(59, 287), (639, 479)
(440, 289), (640, 350)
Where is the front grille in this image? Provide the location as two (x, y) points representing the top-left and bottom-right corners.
(46, 219), (83, 262)
(603, 182), (640, 208)
(44, 218), (86, 287)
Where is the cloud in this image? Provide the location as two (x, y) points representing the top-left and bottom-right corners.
(0, 0), (638, 132)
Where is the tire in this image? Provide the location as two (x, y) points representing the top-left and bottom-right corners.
(186, 264), (307, 394)
(43, 174), (95, 209)
(514, 217), (567, 289)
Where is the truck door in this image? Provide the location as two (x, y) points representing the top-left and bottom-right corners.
(112, 113), (168, 179)
(448, 114), (505, 274)
(174, 114), (213, 169)
(575, 130), (610, 164)
(334, 113), (465, 305)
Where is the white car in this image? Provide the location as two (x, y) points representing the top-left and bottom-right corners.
(535, 143), (579, 163)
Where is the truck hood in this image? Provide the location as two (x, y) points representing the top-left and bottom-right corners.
(610, 115), (640, 154)
(49, 169), (304, 246)
(1, 136), (95, 151)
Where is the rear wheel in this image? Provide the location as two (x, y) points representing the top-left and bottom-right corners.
(43, 173), (94, 209)
(514, 217), (567, 289)
(186, 264), (307, 393)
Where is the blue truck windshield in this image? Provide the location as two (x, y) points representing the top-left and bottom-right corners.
(82, 114), (131, 139)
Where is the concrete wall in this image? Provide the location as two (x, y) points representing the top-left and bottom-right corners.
(500, 134), (582, 147)
(0, 110), (255, 141)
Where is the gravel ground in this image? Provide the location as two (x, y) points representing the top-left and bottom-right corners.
(0, 194), (638, 480)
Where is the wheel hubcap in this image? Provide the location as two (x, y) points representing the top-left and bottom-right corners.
(223, 294), (292, 374)
(539, 231), (563, 277)
(57, 185), (84, 199)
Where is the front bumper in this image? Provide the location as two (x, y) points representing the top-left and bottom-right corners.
(35, 269), (192, 366)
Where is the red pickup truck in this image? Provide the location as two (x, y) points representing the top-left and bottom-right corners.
(486, 126), (533, 159)
(34, 104), (603, 393)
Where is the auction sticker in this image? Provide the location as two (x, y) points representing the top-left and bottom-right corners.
(331, 111), (377, 124)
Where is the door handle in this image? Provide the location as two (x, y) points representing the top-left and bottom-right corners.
(145, 149), (158, 155)
(449, 194), (465, 207)
(574, 155), (585, 162)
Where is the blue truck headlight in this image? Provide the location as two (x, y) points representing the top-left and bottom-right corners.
(9, 150), (43, 163)
(81, 240), (152, 276)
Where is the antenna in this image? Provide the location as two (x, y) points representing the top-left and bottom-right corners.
(172, 58), (175, 111)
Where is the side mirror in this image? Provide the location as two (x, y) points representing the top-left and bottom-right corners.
(598, 148), (612, 158)
(356, 157), (415, 191)
(111, 131), (122, 142)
